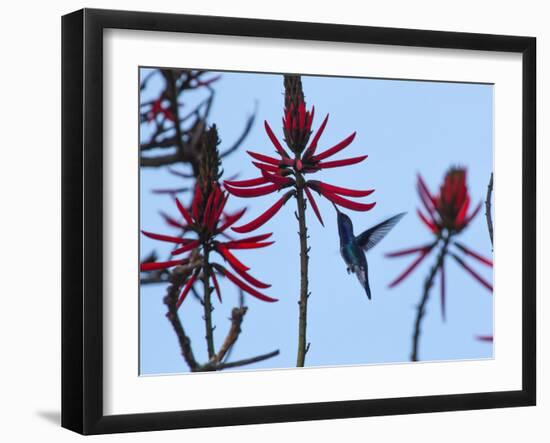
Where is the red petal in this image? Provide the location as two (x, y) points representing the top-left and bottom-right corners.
(308, 180), (374, 197)
(171, 240), (200, 255)
(175, 197), (194, 225)
(231, 266), (271, 289)
(311, 132), (356, 161)
(207, 188), (224, 230)
(225, 182), (280, 198)
(306, 106), (315, 132)
(176, 272), (199, 309)
(192, 186), (202, 220)
(461, 201), (482, 227)
(417, 209), (439, 234)
(140, 259), (187, 271)
(454, 242), (493, 267)
(217, 266), (278, 302)
(304, 186), (324, 226)
(211, 192), (229, 228)
(159, 211), (187, 229)
(214, 243), (250, 273)
(247, 150), (281, 166)
(476, 335), (494, 342)
(141, 230), (186, 244)
(318, 189), (376, 212)
(216, 208), (247, 233)
(211, 272), (222, 303)
(232, 191), (293, 233)
(224, 177), (268, 188)
(385, 243), (435, 258)
(202, 192), (215, 226)
(212, 187), (226, 227)
(229, 233), (273, 243)
(224, 241), (274, 250)
(451, 253), (493, 292)
(261, 169), (295, 186)
(316, 155), (368, 169)
(455, 195), (470, 226)
(252, 161), (282, 174)
(163, 109), (175, 122)
(298, 101), (306, 129)
(264, 120), (289, 157)
(417, 174), (437, 212)
(388, 249), (431, 287)
(303, 114), (329, 159)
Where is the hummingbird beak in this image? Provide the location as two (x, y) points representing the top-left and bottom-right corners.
(331, 202), (340, 213)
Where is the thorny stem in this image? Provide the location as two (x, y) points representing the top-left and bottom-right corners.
(485, 172), (494, 249)
(202, 248), (216, 360)
(163, 264), (199, 371)
(411, 234), (451, 362)
(295, 174), (310, 367)
(164, 262), (279, 371)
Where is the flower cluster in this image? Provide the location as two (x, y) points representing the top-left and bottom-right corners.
(145, 97), (175, 123)
(140, 126), (278, 308)
(417, 168), (481, 235)
(387, 168), (492, 319)
(224, 76), (375, 230)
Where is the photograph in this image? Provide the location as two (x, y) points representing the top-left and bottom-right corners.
(138, 67), (494, 375)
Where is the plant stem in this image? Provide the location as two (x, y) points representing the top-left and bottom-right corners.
(485, 172), (494, 249)
(202, 248), (215, 360)
(163, 264), (199, 371)
(411, 234), (451, 361)
(295, 177), (310, 367)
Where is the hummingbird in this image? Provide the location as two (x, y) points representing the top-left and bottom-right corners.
(335, 207), (406, 299)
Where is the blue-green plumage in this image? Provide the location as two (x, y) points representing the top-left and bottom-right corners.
(335, 208), (406, 299)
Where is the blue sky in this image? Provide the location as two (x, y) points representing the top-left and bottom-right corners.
(139, 68), (494, 375)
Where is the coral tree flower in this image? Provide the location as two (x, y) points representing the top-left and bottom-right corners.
(224, 77), (375, 231)
(140, 126), (278, 309)
(146, 97), (175, 123)
(386, 168), (493, 320)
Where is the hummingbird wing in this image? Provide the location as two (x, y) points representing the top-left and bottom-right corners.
(355, 212), (406, 252)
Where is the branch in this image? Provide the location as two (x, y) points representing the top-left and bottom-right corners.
(411, 235), (450, 362)
(201, 350), (280, 371)
(140, 274), (170, 285)
(163, 264), (199, 371)
(220, 109), (256, 159)
(485, 172), (494, 249)
(140, 153), (183, 167)
(213, 306), (248, 364)
(140, 137), (178, 151)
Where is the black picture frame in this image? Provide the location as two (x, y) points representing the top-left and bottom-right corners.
(62, 8), (536, 435)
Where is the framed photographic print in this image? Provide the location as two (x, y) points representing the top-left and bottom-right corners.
(62, 8), (536, 435)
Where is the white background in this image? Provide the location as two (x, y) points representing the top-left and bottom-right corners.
(0, 0), (547, 441)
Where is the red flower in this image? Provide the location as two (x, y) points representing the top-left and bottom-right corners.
(387, 168), (492, 320)
(140, 182), (278, 308)
(417, 168), (482, 235)
(224, 94), (375, 230)
(146, 97), (175, 123)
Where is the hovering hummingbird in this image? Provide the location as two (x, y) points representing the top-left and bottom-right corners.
(335, 207), (406, 299)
